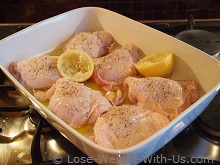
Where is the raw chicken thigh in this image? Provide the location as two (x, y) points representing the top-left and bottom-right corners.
(124, 77), (200, 120)
(46, 78), (112, 128)
(63, 31), (114, 58)
(91, 43), (139, 91)
(94, 104), (170, 149)
(8, 56), (62, 89)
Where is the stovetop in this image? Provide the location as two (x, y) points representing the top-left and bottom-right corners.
(0, 22), (220, 165)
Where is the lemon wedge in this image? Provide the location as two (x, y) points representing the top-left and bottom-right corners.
(57, 50), (94, 82)
(135, 51), (174, 78)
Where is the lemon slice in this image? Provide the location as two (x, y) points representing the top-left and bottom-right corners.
(135, 51), (174, 78)
(57, 50), (94, 82)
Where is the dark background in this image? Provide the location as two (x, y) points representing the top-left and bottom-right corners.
(0, 0), (220, 23)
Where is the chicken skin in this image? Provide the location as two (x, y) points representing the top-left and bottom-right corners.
(8, 56), (62, 89)
(63, 31), (114, 58)
(46, 78), (112, 128)
(91, 43), (139, 91)
(124, 77), (200, 120)
(94, 104), (170, 149)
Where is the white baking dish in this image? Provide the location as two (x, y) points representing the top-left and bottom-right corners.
(0, 7), (219, 165)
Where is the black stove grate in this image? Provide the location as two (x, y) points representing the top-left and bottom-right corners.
(0, 68), (31, 113)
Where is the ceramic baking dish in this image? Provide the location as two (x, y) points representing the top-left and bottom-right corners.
(0, 7), (220, 165)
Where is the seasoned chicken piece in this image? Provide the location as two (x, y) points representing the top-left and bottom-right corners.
(94, 104), (170, 149)
(46, 78), (112, 128)
(91, 43), (139, 91)
(124, 77), (200, 120)
(63, 31), (114, 58)
(177, 80), (200, 103)
(8, 56), (62, 89)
